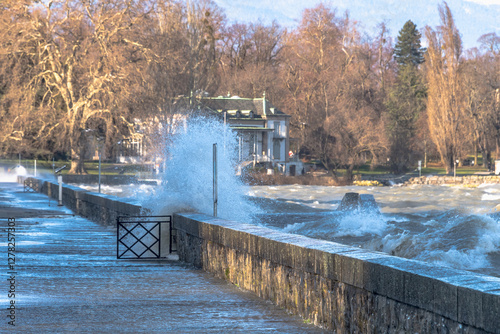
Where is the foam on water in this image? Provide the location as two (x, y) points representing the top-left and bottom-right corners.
(335, 212), (389, 237)
(144, 117), (259, 222)
(365, 210), (500, 273)
(248, 183), (500, 277)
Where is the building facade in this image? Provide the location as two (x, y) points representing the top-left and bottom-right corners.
(196, 95), (290, 171)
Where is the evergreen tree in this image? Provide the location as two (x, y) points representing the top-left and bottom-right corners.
(386, 20), (427, 173)
(394, 20), (426, 67)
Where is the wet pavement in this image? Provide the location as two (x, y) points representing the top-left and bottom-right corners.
(0, 182), (325, 333)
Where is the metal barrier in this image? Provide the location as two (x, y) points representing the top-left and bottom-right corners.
(117, 215), (175, 259)
(24, 179), (39, 193)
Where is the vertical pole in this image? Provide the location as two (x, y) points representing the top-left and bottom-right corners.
(454, 161), (456, 182)
(239, 136), (242, 162)
(253, 135), (257, 167)
(116, 218), (120, 259)
(34, 159), (37, 177)
(424, 139), (428, 168)
(213, 143), (217, 217)
(223, 112), (227, 154)
(98, 150), (102, 193)
(58, 174), (63, 206)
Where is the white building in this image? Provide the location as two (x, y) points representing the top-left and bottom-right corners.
(197, 95), (291, 171)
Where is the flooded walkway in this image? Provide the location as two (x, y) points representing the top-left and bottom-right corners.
(0, 182), (324, 333)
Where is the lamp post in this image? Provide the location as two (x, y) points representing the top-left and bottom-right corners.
(54, 165), (67, 206)
(454, 159), (459, 182)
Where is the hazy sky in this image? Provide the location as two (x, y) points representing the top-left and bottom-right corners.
(213, 0), (500, 49)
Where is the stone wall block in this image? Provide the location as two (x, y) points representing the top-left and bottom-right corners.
(367, 258), (405, 303)
(432, 279), (458, 321)
(458, 286), (484, 329)
(340, 253), (365, 288)
(403, 271), (435, 312)
(482, 290), (500, 334)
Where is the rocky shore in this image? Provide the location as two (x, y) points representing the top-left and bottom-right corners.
(403, 174), (500, 186)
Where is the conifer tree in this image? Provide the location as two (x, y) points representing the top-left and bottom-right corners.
(394, 20), (426, 67)
(386, 20), (426, 172)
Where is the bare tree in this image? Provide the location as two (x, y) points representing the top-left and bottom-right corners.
(425, 2), (467, 173)
(0, 0), (153, 172)
(218, 21), (285, 100)
(280, 4), (388, 179)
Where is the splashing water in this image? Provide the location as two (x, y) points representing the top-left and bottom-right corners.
(250, 184), (500, 277)
(144, 117), (259, 222)
(0, 165), (27, 182)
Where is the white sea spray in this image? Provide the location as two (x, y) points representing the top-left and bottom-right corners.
(144, 117), (259, 223)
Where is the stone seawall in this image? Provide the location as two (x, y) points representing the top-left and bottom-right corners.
(174, 213), (500, 333)
(405, 175), (500, 186)
(19, 176), (143, 225)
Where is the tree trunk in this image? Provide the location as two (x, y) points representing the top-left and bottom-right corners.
(69, 148), (87, 174)
(68, 133), (87, 174)
(474, 143), (478, 167)
(445, 152), (453, 175)
(345, 164), (354, 182)
(496, 135), (500, 160)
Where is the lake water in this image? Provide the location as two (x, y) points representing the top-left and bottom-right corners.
(248, 183), (500, 278)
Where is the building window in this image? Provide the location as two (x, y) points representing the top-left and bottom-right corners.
(274, 123), (280, 137)
(273, 140), (281, 160)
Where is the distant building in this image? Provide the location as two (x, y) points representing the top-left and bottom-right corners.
(115, 94), (299, 174)
(195, 95), (290, 171)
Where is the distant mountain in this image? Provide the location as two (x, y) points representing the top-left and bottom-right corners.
(213, 0), (500, 50)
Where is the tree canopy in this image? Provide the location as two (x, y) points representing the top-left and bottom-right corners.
(394, 20), (426, 67)
(0, 0), (498, 177)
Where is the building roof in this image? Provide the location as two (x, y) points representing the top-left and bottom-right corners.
(198, 96), (287, 117)
(168, 95), (289, 120)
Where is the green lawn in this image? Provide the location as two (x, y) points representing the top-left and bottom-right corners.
(350, 164), (490, 177)
(1, 158), (493, 177)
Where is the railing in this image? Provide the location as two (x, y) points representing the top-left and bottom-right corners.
(24, 178), (39, 193)
(117, 215), (175, 259)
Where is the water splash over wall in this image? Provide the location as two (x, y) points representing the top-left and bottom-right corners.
(145, 117), (259, 223)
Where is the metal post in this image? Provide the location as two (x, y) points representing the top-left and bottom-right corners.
(98, 150), (102, 193)
(253, 135), (257, 167)
(223, 112), (227, 153)
(213, 143), (217, 217)
(58, 174), (63, 206)
(239, 136), (242, 162)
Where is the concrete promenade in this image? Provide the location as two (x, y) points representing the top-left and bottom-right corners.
(0, 182), (325, 333)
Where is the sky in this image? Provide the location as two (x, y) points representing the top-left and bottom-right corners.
(212, 0), (500, 50)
